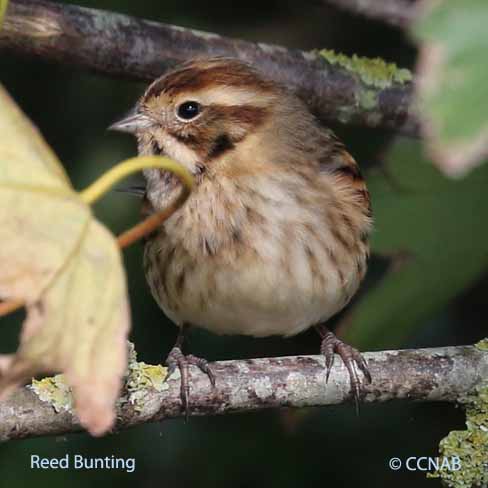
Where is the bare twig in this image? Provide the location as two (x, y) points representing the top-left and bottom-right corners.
(0, 0), (418, 135)
(0, 345), (486, 441)
(322, 0), (418, 28)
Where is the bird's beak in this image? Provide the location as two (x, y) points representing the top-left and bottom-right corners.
(108, 109), (153, 134)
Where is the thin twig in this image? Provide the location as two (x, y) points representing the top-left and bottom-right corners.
(0, 299), (23, 317)
(0, 345), (486, 441)
(0, 0), (418, 135)
(117, 193), (184, 249)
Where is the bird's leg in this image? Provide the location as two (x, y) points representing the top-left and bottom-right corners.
(315, 324), (371, 413)
(165, 323), (216, 420)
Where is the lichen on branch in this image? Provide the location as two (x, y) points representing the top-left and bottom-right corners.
(0, 345), (486, 441)
(428, 382), (488, 487)
(318, 49), (412, 89)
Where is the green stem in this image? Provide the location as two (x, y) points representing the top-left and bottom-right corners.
(79, 156), (193, 205)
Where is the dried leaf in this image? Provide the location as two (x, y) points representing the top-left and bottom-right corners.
(0, 87), (89, 302)
(413, 0), (488, 177)
(0, 84), (130, 436)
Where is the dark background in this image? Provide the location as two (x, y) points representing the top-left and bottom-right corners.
(1, 0), (487, 486)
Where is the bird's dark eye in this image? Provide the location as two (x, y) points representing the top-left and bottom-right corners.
(177, 101), (201, 120)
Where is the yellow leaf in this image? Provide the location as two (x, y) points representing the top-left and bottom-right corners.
(0, 84), (130, 436)
(0, 88), (87, 302)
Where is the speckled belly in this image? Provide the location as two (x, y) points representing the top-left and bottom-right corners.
(143, 231), (362, 338)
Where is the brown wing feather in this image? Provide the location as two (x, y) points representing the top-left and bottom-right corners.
(318, 131), (372, 219)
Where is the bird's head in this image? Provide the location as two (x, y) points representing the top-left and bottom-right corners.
(110, 57), (282, 178)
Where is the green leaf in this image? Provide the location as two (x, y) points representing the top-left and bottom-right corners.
(343, 139), (488, 349)
(413, 0), (488, 177)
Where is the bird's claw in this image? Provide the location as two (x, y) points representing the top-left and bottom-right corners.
(319, 329), (371, 413)
(164, 346), (215, 420)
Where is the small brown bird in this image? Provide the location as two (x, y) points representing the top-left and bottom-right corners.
(111, 57), (373, 414)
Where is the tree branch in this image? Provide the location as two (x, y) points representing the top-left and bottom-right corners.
(0, 345), (486, 441)
(322, 0), (418, 28)
(0, 0), (418, 135)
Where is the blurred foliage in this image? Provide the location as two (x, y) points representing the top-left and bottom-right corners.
(413, 0), (488, 177)
(0, 0), (486, 487)
(344, 139), (488, 349)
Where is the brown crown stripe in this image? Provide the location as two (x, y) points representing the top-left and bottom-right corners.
(145, 60), (275, 99)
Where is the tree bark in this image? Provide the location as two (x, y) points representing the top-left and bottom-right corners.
(0, 0), (419, 135)
(322, 0), (418, 28)
(0, 345), (486, 441)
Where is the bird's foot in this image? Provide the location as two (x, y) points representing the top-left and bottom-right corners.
(317, 325), (371, 413)
(165, 345), (216, 420)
